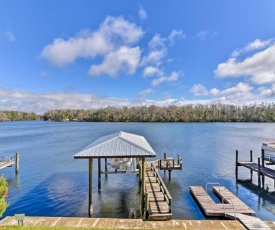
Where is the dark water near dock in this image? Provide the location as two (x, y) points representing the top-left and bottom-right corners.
(1, 121), (275, 220)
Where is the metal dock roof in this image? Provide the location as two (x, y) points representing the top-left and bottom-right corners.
(74, 131), (156, 158)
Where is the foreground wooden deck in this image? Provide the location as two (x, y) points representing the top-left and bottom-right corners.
(0, 216), (256, 229)
(145, 165), (172, 221)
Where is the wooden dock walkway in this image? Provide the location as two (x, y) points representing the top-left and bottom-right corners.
(0, 160), (15, 169)
(225, 213), (272, 230)
(189, 186), (274, 229)
(238, 161), (275, 180)
(145, 164), (172, 221)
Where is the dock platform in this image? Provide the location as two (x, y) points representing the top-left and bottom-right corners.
(238, 161), (275, 180)
(0, 160), (15, 169)
(189, 186), (255, 217)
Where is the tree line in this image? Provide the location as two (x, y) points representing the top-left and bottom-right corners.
(0, 110), (41, 121)
(43, 103), (275, 122)
(2, 103), (275, 122)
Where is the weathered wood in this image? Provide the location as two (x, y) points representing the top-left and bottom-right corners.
(16, 153), (19, 174)
(142, 158), (145, 210)
(104, 158), (108, 178)
(98, 158), (101, 192)
(226, 213), (272, 230)
(258, 157), (261, 187)
(89, 158), (93, 217)
(250, 150), (253, 181)
(235, 150), (239, 180)
(145, 163), (172, 221)
(190, 186), (255, 217)
(0, 160), (15, 170)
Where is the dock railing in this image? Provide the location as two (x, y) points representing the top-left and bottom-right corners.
(157, 154), (182, 170)
(222, 197), (236, 219)
(151, 163), (172, 213)
(206, 182), (220, 193)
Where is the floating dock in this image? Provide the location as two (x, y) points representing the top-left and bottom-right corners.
(190, 186), (255, 217)
(189, 185), (273, 230)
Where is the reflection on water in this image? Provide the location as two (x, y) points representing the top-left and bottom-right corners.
(0, 121), (275, 221)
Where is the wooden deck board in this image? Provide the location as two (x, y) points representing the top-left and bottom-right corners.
(0, 160), (15, 169)
(190, 186), (255, 217)
(145, 168), (171, 221)
(238, 161), (275, 179)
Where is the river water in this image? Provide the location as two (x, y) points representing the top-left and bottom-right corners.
(1, 121), (275, 220)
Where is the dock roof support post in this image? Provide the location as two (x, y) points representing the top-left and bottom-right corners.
(235, 150), (238, 181)
(98, 158), (101, 192)
(258, 157), (261, 188)
(104, 158), (108, 178)
(142, 157), (145, 210)
(89, 158), (93, 217)
(15, 152), (19, 174)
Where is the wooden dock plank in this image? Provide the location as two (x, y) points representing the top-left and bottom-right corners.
(226, 213), (272, 230)
(0, 160), (15, 169)
(212, 186), (255, 216)
(238, 161), (275, 179)
(190, 186), (255, 217)
(145, 167), (172, 221)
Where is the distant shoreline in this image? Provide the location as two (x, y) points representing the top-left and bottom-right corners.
(2, 104), (275, 122)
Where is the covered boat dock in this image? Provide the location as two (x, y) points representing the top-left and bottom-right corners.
(73, 131), (156, 217)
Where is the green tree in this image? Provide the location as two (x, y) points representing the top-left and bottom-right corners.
(0, 175), (8, 217)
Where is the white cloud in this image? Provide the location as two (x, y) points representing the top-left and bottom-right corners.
(190, 84), (208, 96)
(232, 39), (272, 57)
(88, 46), (141, 76)
(196, 30), (216, 41)
(40, 16), (143, 67)
(2, 31), (16, 41)
(259, 84), (275, 97)
(190, 82), (254, 103)
(143, 66), (162, 77)
(168, 30), (185, 45)
(151, 71), (179, 86)
(40, 71), (49, 77)
(139, 7), (147, 21)
(138, 88), (154, 100)
(215, 44), (275, 84)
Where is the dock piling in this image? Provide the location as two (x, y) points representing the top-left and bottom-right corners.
(104, 158), (108, 178)
(257, 157), (261, 187)
(89, 158), (93, 217)
(15, 153), (19, 174)
(235, 150), (239, 181)
(98, 158), (101, 192)
(250, 150), (253, 181)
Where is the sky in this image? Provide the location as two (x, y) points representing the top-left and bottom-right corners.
(1, 0), (275, 114)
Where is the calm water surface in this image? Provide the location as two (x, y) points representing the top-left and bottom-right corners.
(1, 121), (275, 220)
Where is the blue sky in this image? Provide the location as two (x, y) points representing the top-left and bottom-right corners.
(1, 0), (275, 113)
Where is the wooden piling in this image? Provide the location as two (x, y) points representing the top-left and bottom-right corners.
(89, 158), (93, 217)
(141, 158), (145, 210)
(257, 157), (261, 188)
(104, 158), (108, 178)
(261, 149), (265, 188)
(168, 170), (171, 180)
(250, 150), (253, 181)
(15, 153), (19, 174)
(98, 158), (101, 192)
(235, 150), (238, 181)
(164, 152), (166, 173)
